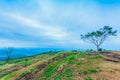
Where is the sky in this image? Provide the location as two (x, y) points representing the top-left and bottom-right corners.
(0, 0), (120, 50)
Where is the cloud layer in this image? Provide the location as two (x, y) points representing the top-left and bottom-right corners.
(0, 0), (120, 50)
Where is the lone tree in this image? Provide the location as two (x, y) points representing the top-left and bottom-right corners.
(81, 26), (117, 51)
(5, 47), (14, 63)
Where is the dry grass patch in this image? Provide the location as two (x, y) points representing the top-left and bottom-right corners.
(0, 64), (15, 71)
(100, 61), (120, 72)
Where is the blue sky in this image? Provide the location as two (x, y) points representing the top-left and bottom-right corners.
(0, 0), (120, 50)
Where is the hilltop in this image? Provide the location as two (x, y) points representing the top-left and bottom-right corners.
(0, 51), (120, 80)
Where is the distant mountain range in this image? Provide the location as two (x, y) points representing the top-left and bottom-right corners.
(0, 48), (65, 60)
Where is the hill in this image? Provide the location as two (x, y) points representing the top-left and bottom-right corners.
(0, 51), (120, 80)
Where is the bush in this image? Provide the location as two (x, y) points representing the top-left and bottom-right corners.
(84, 77), (93, 80)
(79, 70), (89, 75)
(64, 68), (72, 73)
(0, 61), (5, 66)
(89, 68), (98, 73)
(72, 50), (78, 53)
(76, 61), (84, 65)
(86, 49), (94, 52)
(98, 48), (102, 51)
(22, 71), (28, 75)
(30, 67), (35, 72)
(88, 55), (102, 59)
(23, 61), (32, 66)
(67, 54), (76, 60)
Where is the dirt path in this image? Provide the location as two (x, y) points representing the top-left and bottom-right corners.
(100, 52), (120, 63)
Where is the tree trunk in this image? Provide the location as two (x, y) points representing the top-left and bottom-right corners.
(96, 45), (99, 52)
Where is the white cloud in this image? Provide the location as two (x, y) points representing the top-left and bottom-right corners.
(3, 12), (69, 40)
(0, 38), (60, 48)
(0, 38), (33, 47)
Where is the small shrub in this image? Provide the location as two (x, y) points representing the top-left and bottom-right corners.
(84, 76), (93, 80)
(86, 49), (94, 52)
(89, 68), (98, 73)
(0, 62), (5, 66)
(89, 55), (102, 59)
(22, 71), (28, 75)
(78, 70), (89, 75)
(76, 61), (83, 65)
(78, 71), (83, 76)
(72, 50), (78, 53)
(64, 68), (72, 73)
(30, 67), (35, 72)
(82, 70), (89, 75)
(25, 58), (28, 61)
(98, 48), (102, 51)
(23, 61), (32, 66)
(66, 72), (73, 77)
(67, 54), (76, 60)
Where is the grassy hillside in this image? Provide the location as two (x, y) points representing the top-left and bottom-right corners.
(0, 51), (120, 80)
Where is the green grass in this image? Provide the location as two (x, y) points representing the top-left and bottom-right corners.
(21, 71), (28, 75)
(54, 68), (73, 80)
(78, 67), (101, 76)
(37, 53), (77, 79)
(0, 52), (62, 80)
(36, 52), (104, 80)
(0, 51), (109, 80)
(38, 54), (78, 80)
(45, 61), (59, 77)
(21, 67), (35, 76)
(64, 68), (73, 77)
(2, 72), (17, 80)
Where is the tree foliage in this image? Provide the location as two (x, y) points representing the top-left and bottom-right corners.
(81, 26), (117, 51)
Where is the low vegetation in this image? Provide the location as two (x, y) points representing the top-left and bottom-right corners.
(0, 51), (120, 80)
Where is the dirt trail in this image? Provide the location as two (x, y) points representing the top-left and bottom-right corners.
(100, 52), (120, 63)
